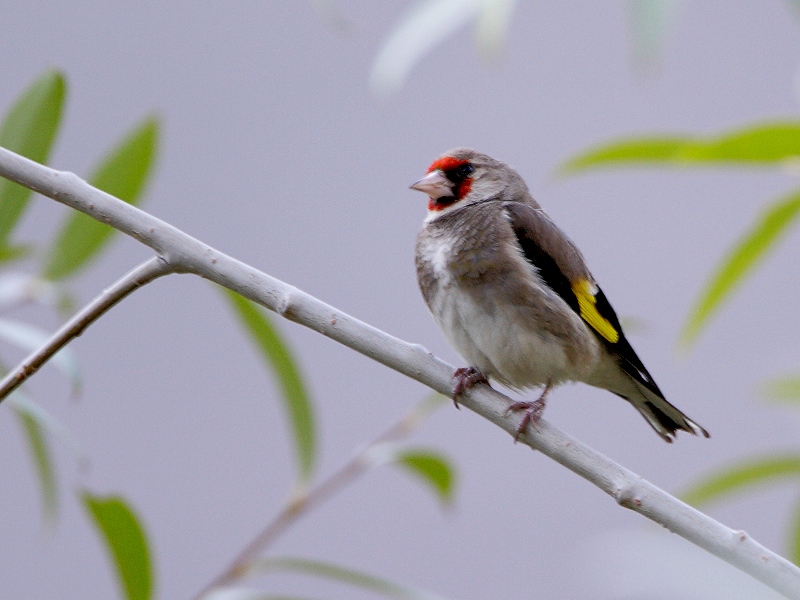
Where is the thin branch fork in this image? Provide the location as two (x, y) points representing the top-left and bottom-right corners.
(0, 256), (174, 400)
(1, 145), (799, 599)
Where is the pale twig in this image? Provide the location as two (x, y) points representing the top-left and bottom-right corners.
(0, 146), (799, 599)
(0, 256), (173, 402)
(194, 395), (445, 599)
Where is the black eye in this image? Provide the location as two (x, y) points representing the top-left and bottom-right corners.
(451, 163), (474, 180)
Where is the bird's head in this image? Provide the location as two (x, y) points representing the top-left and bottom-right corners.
(410, 148), (525, 214)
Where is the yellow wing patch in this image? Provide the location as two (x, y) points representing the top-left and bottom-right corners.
(572, 279), (619, 343)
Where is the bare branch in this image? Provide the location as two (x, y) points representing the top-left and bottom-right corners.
(194, 395), (446, 599)
(0, 256), (174, 402)
(1, 146), (799, 599)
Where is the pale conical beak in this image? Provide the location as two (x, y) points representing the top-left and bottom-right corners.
(410, 170), (453, 199)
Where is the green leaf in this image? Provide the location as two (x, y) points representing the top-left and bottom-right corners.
(249, 556), (448, 600)
(682, 455), (800, 506)
(82, 492), (153, 600)
(680, 190), (800, 347)
(43, 117), (159, 280)
(560, 137), (692, 174)
(0, 70), (65, 244)
(394, 449), (455, 505)
(0, 244), (31, 265)
(790, 495), (800, 566)
(8, 390), (84, 459)
(223, 290), (316, 484)
(13, 396), (56, 521)
(560, 122), (800, 174)
(763, 375), (800, 404)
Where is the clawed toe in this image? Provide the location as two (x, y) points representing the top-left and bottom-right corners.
(505, 400), (546, 442)
(505, 384), (552, 442)
(451, 367), (488, 408)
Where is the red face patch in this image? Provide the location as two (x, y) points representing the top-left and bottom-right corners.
(426, 156), (474, 211)
(427, 156), (468, 173)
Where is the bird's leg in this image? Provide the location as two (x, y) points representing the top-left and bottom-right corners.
(451, 367), (489, 408)
(505, 382), (553, 442)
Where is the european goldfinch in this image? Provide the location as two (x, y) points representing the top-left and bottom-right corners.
(411, 148), (708, 442)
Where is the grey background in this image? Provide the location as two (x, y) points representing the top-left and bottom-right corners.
(2, 1), (800, 598)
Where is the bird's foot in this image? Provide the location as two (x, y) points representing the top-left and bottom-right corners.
(505, 384), (552, 442)
(451, 367), (488, 408)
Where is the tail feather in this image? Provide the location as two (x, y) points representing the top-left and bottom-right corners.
(621, 380), (709, 442)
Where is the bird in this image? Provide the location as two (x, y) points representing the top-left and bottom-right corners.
(410, 148), (708, 442)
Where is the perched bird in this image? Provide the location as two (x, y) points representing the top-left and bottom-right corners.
(410, 148), (708, 442)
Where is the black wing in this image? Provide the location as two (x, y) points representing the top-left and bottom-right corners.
(504, 202), (665, 399)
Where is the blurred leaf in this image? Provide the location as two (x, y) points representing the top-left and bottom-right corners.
(680, 190), (800, 347)
(82, 492), (153, 600)
(683, 455), (800, 506)
(791, 495), (800, 566)
(224, 290), (316, 484)
(0, 70), (65, 245)
(203, 589), (316, 600)
(43, 117), (159, 280)
(763, 375), (800, 403)
(410, 392), (449, 422)
(560, 137), (690, 174)
(249, 556), (448, 600)
(0, 273), (56, 310)
(371, 0), (480, 96)
(628, 0), (679, 68)
(475, 0), (518, 61)
(394, 449), (455, 505)
(12, 394), (56, 521)
(560, 122), (800, 174)
(8, 391), (84, 459)
(0, 244), (31, 265)
(0, 318), (82, 394)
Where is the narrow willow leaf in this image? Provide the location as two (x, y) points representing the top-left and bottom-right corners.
(679, 123), (800, 162)
(0, 273), (56, 310)
(0, 70), (65, 244)
(680, 190), (800, 347)
(628, 0), (678, 67)
(223, 290), (316, 483)
(394, 449), (455, 505)
(559, 137), (691, 174)
(683, 455), (800, 506)
(371, 0), (480, 96)
(0, 244), (31, 265)
(43, 117), (159, 280)
(203, 589), (315, 600)
(249, 556), (448, 600)
(8, 391), (84, 460)
(13, 397), (57, 521)
(790, 495), (800, 566)
(411, 392), (449, 422)
(82, 492), (153, 600)
(475, 0), (518, 61)
(0, 318), (82, 393)
(763, 375), (800, 403)
(560, 122), (800, 174)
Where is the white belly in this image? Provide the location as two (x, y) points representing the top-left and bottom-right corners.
(429, 285), (580, 389)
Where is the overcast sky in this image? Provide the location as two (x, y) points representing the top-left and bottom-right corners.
(3, 2), (800, 599)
